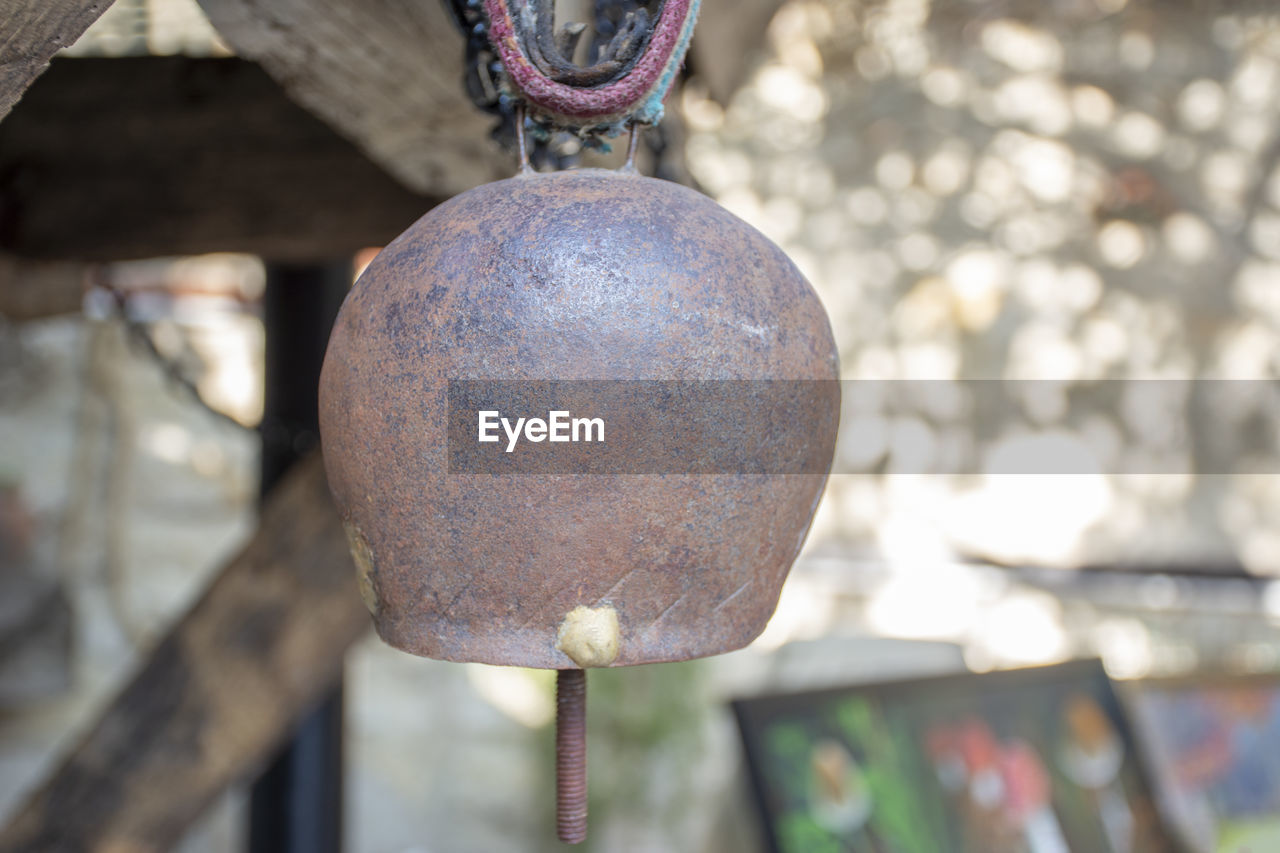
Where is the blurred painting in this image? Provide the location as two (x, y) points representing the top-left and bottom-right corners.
(1128, 677), (1280, 853)
(733, 660), (1174, 853)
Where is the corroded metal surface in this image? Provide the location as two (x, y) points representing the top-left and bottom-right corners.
(319, 169), (838, 669)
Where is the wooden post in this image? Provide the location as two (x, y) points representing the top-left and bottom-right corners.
(248, 262), (351, 853)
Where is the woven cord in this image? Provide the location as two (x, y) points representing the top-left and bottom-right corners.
(483, 0), (700, 132)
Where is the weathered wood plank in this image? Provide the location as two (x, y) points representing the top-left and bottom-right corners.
(195, 0), (511, 197)
(0, 0), (114, 121)
(0, 452), (370, 853)
(0, 56), (439, 261)
(1, 0), (775, 205)
(190, 0), (775, 196)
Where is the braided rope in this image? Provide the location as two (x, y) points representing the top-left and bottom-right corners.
(483, 0), (700, 131)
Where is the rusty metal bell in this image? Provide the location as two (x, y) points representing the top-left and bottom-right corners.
(318, 168), (839, 671)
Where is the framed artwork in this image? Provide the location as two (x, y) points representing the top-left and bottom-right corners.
(1126, 674), (1280, 853)
(733, 659), (1176, 853)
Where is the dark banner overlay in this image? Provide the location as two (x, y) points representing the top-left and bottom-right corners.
(447, 380), (841, 475)
(446, 380), (1280, 475)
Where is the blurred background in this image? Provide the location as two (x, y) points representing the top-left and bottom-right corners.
(2, 0), (1280, 850)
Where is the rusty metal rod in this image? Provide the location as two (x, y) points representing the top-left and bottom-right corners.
(556, 668), (588, 844)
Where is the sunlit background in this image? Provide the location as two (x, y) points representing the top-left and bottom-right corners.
(2, 0), (1280, 850)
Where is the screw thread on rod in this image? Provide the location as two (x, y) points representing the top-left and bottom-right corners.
(556, 668), (588, 844)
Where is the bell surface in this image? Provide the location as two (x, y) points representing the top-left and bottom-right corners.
(319, 168), (839, 668)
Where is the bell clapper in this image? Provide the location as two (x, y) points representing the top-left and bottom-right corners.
(552, 604), (619, 841)
(556, 668), (588, 844)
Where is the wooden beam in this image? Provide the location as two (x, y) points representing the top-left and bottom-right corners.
(0, 56), (440, 262)
(0, 254), (85, 320)
(0, 453), (371, 853)
(0, 0), (114, 122)
(190, 0), (776, 194)
(0, 0), (775, 210)
(195, 0), (511, 198)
